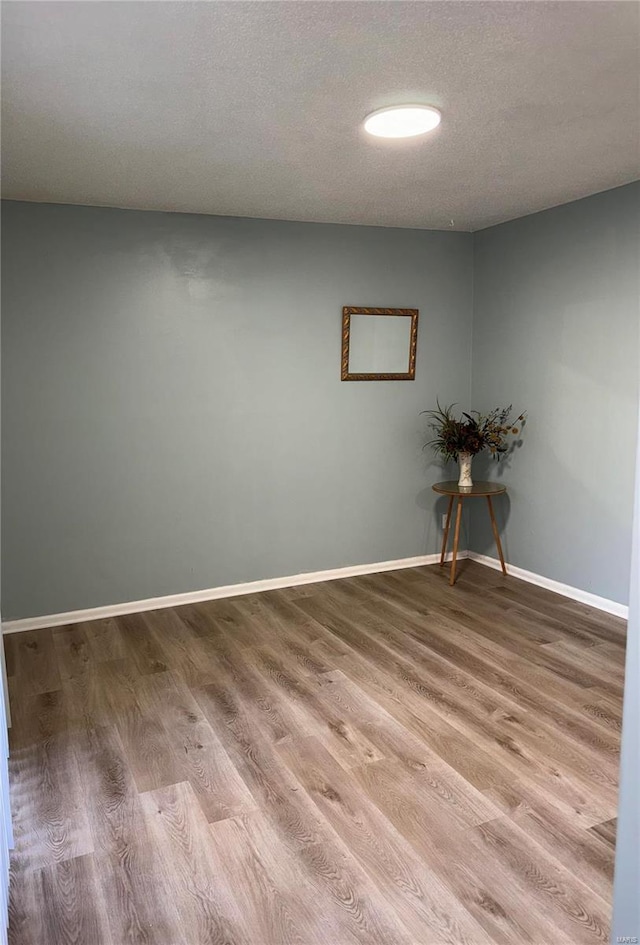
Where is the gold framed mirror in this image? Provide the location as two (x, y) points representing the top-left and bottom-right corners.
(341, 307), (419, 381)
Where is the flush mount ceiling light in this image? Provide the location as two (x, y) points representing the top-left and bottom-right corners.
(363, 105), (441, 139)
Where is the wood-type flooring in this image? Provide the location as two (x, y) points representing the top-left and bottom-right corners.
(4, 561), (626, 944)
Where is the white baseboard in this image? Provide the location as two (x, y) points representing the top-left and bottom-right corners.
(3, 547), (626, 633)
(2, 553), (452, 634)
(467, 551), (628, 620)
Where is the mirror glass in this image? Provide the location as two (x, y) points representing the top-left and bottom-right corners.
(348, 315), (412, 374)
(341, 307), (418, 380)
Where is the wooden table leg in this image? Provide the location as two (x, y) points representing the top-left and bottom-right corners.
(449, 497), (464, 586)
(440, 495), (454, 566)
(487, 495), (507, 575)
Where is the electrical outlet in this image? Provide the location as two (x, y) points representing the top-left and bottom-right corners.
(441, 514), (448, 529)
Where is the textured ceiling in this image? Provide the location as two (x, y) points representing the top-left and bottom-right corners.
(2, 1), (639, 230)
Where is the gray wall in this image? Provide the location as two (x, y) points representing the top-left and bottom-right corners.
(0, 235), (12, 944)
(1, 201), (472, 619)
(3, 187), (638, 618)
(471, 182), (640, 605)
(612, 405), (639, 941)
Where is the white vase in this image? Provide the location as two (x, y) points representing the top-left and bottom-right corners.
(458, 452), (473, 488)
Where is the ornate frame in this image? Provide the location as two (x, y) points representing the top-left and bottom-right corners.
(341, 307), (419, 381)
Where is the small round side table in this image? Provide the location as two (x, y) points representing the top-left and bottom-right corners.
(432, 481), (507, 586)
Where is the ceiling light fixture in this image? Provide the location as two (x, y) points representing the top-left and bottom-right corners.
(363, 105), (441, 139)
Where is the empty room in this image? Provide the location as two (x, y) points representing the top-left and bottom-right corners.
(0, 2), (639, 943)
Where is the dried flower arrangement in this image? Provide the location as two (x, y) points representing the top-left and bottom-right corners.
(423, 402), (526, 462)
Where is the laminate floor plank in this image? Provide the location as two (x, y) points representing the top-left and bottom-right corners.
(183, 599), (260, 649)
(7, 684), (67, 751)
(193, 630), (324, 748)
(114, 700), (185, 795)
(444, 565), (622, 640)
(540, 640), (626, 686)
(234, 591), (329, 648)
(82, 617), (129, 663)
(325, 578), (621, 767)
(309, 633), (522, 793)
(136, 670), (257, 823)
(141, 608), (220, 689)
(306, 610), (597, 813)
(207, 811), (344, 945)
(482, 778), (616, 898)
(246, 643), (384, 768)
(453, 565), (627, 645)
(367, 569), (566, 646)
(138, 781), (247, 945)
(117, 613), (169, 676)
(71, 721), (186, 944)
(61, 657), (124, 730)
(52, 625), (92, 681)
(580, 694), (623, 731)
(6, 562), (625, 944)
(352, 755), (577, 945)
(313, 669), (507, 826)
(9, 731), (93, 874)
(331, 574), (621, 745)
(296, 592), (618, 823)
(98, 659), (184, 794)
(192, 682), (417, 945)
(8, 628), (61, 697)
(589, 818), (618, 848)
(192, 677), (336, 851)
(260, 642), (502, 828)
(473, 817), (611, 943)
(356, 569), (618, 692)
(327, 632), (618, 825)
(4, 635), (17, 679)
(9, 853), (113, 945)
(278, 735), (496, 945)
(389, 567), (623, 688)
